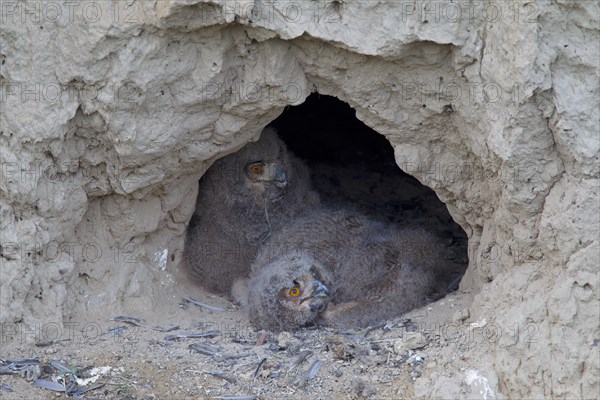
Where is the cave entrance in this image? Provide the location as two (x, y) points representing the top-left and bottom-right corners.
(270, 93), (468, 293)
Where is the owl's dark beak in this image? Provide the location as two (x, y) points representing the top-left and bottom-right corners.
(302, 279), (329, 314)
(270, 163), (287, 188)
(311, 280), (329, 298)
(300, 279), (329, 304)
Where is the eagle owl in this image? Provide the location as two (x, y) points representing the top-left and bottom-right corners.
(244, 210), (452, 331)
(184, 127), (319, 293)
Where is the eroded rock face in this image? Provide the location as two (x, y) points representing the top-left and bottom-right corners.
(1, 1), (598, 397)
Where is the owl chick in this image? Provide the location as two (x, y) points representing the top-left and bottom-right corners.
(245, 210), (453, 331)
(184, 127), (319, 293)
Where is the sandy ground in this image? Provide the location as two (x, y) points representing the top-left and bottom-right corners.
(1, 285), (478, 399)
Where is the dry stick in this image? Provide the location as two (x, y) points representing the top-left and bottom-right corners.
(184, 297), (226, 312)
(259, 202), (272, 243)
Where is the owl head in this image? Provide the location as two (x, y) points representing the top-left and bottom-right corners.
(206, 128), (294, 208)
(248, 252), (334, 332)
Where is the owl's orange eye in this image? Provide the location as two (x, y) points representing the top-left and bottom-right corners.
(248, 163), (263, 175)
(289, 287), (301, 297)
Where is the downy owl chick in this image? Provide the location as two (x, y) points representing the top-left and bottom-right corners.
(184, 127), (319, 294)
(245, 210), (452, 331)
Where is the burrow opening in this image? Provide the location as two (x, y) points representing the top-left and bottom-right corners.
(184, 93), (468, 326)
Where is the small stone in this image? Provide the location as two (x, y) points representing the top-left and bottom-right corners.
(407, 354), (423, 366)
(352, 377), (377, 397)
(393, 332), (428, 354)
(453, 308), (470, 322)
(328, 334), (356, 361)
(256, 330), (269, 346)
(276, 331), (297, 349)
